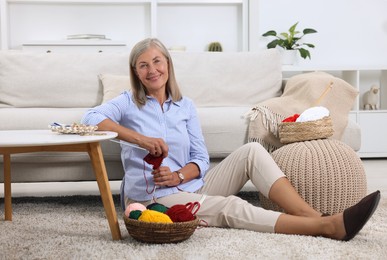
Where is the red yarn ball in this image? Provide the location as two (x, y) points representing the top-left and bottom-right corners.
(165, 204), (195, 222)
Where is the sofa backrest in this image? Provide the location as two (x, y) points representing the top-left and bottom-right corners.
(0, 51), (129, 108)
(0, 50), (282, 108)
(172, 50), (282, 107)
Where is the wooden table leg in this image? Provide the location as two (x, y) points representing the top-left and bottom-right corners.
(3, 154), (12, 221)
(87, 142), (121, 240)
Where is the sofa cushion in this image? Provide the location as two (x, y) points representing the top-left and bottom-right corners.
(171, 50), (283, 107)
(0, 107), (88, 130)
(197, 106), (250, 158)
(0, 52), (129, 108)
(99, 74), (131, 103)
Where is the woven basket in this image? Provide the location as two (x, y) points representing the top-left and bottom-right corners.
(124, 215), (199, 244)
(259, 139), (367, 215)
(278, 116), (334, 144)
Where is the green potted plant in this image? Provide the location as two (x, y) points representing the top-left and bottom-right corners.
(262, 22), (317, 61)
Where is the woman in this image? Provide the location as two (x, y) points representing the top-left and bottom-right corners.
(82, 38), (380, 241)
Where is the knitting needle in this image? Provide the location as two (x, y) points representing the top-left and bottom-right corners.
(314, 81), (333, 106)
(199, 194), (207, 205)
(110, 139), (148, 151)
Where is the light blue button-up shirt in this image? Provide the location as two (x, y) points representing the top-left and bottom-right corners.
(82, 91), (210, 201)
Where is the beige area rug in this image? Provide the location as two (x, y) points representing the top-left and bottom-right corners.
(1, 192), (386, 260)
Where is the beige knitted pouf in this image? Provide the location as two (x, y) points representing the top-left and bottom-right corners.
(259, 139), (367, 215)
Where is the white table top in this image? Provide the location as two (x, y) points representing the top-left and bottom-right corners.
(0, 130), (118, 147)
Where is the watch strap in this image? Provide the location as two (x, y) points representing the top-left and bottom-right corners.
(175, 170), (184, 184)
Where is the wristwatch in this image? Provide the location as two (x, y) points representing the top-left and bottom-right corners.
(176, 170), (185, 184)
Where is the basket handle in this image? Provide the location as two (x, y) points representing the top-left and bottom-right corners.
(186, 202), (200, 215)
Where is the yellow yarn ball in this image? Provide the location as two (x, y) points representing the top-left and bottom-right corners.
(138, 209), (173, 224)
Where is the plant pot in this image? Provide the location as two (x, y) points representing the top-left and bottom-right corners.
(281, 50), (297, 65)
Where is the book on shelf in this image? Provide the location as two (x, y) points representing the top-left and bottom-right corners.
(67, 34), (110, 40)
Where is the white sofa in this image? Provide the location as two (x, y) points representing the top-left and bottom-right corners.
(0, 50), (361, 183)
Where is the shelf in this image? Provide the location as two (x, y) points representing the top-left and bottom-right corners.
(22, 41), (128, 52)
(282, 67), (387, 158)
(357, 111), (387, 157)
(5, 0), (150, 4)
(23, 40), (127, 46)
(282, 65), (387, 71)
(1, 0), (248, 51)
(157, 0), (244, 4)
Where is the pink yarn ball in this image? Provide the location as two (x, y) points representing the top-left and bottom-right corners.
(125, 202), (146, 217)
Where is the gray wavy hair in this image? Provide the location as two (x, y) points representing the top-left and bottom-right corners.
(129, 38), (182, 107)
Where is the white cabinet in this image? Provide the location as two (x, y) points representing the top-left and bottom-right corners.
(22, 40), (127, 53)
(282, 66), (387, 158)
(357, 112), (387, 157)
(0, 0), (249, 52)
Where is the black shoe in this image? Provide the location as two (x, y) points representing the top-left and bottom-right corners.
(342, 190), (381, 241)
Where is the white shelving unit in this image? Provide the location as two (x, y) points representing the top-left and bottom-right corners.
(22, 40), (127, 52)
(0, 0), (249, 52)
(282, 66), (387, 158)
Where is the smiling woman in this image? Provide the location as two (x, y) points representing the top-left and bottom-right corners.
(80, 37), (381, 243)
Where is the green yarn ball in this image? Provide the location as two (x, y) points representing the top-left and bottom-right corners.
(146, 203), (168, 213)
(129, 210), (142, 220)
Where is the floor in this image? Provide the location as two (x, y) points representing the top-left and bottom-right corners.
(0, 158), (386, 198)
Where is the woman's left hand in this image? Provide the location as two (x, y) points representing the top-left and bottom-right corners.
(152, 166), (180, 187)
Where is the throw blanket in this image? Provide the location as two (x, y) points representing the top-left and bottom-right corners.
(246, 72), (358, 152)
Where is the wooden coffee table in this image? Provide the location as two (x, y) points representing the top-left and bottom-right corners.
(0, 130), (121, 240)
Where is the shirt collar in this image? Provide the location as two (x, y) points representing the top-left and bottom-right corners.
(145, 94), (181, 107)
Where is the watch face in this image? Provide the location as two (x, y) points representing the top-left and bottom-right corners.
(178, 172), (184, 182)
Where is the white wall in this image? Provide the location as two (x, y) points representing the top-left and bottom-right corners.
(1, 0), (387, 67)
(253, 0), (387, 67)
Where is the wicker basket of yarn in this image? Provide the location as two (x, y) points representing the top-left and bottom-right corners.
(278, 116), (334, 144)
(259, 139), (367, 215)
(123, 202), (200, 244)
(124, 215), (199, 244)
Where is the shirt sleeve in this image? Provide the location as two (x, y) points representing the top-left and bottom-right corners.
(81, 92), (129, 126)
(185, 99), (210, 177)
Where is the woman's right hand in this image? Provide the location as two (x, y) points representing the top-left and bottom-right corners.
(139, 137), (169, 158)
